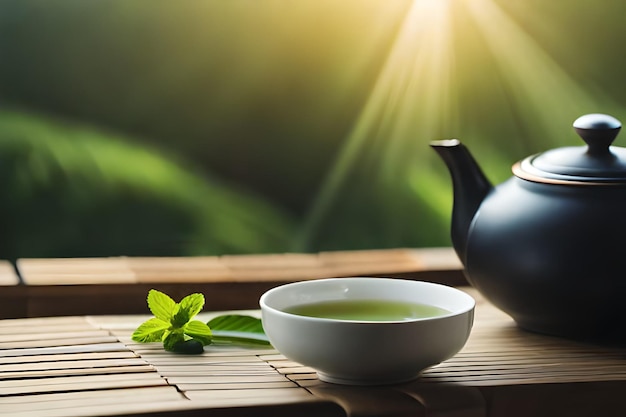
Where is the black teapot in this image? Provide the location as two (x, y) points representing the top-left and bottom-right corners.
(431, 114), (626, 341)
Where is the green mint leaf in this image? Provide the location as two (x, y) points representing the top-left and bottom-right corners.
(147, 289), (177, 322)
(207, 315), (265, 334)
(170, 293), (204, 328)
(131, 317), (169, 343)
(170, 305), (190, 328)
(184, 320), (212, 345)
(163, 328), (185, 351)
(178, 293), (205, 319)
(208, 315), (271, 346)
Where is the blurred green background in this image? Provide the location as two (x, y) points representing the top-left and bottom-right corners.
(0, 0), (624, 259)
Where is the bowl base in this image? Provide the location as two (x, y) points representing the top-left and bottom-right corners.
(317, 371), (421, 386)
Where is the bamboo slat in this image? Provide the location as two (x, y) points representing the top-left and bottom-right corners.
(0, 386), (185, 414)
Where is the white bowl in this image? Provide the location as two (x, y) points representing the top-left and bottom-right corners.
(260, 277), (474, 385)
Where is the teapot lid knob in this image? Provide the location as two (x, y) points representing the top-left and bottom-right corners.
(515, 113), (626, 184)
(573, 113), (621, 156)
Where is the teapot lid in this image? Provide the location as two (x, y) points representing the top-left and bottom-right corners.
(514, 114), (626, 184)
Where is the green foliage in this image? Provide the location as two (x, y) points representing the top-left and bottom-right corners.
(0, 0), (411, 219)
(3, 2), (626, 255)
(0, 109), (297, 259)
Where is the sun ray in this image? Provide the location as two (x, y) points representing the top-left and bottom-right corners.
(465, 0), (609, 147)
(296, 0), (622, 251)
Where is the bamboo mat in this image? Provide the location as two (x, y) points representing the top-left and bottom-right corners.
(3, 289), (626, 416)
(0, 314), (342, 417)
(262, 288), (626, 416)
(264, 287), (626, 387)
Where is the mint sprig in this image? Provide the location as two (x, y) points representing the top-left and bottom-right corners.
(132, 290), (212, 353)
(132, 289), (270, 354)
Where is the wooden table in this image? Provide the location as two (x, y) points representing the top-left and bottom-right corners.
(1, 248), (465, 318)
(3, 287), (626, 417)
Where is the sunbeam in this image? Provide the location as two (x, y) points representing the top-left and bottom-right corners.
(296, 0), (621, 251)
(465, 0), (608, 148)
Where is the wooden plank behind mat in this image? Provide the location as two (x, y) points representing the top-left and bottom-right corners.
(0, 260), (19, 285)
(0, 260), (24, 319)
(17, 282), (276, 317)
(11, 248), (465, 317)
(17, 247), (463, 285)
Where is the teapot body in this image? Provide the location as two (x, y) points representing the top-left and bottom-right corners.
(465, 177), (626, 340)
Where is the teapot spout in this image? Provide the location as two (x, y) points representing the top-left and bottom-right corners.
(430, 139), (493, 263)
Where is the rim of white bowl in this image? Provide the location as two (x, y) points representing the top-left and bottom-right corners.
(259, 277), (475, 324)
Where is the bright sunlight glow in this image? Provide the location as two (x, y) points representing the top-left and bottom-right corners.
(296, 0), (619, 250)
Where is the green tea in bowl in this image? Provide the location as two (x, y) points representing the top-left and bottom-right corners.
(260, 277), (474, 385)
(284, 299), (451, 322)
